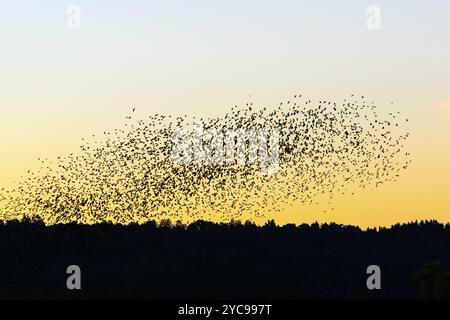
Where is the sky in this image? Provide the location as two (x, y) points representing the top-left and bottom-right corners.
(0, 1), (449, 227)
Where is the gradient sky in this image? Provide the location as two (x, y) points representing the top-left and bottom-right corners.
(1, 1), (449, 227)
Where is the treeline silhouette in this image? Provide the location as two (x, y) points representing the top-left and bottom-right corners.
(0, 219), (449, 299)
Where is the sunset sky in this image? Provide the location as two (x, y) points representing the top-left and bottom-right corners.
(1, 1), (449, 227)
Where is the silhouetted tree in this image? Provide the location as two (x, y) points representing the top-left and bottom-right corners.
(416, 261), (450, 300)
(0, 219), (449, 299)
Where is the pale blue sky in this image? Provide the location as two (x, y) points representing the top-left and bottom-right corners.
(0, 1), (449, 226)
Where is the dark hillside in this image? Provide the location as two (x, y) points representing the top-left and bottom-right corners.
(0, 220), (449, 299)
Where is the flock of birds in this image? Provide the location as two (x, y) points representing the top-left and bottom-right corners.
(0, 94), (411, 225)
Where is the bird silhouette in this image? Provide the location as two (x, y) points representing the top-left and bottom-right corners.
(0, 94), (411, 225)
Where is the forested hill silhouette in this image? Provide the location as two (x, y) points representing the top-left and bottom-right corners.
(0, 219), (449, 299)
